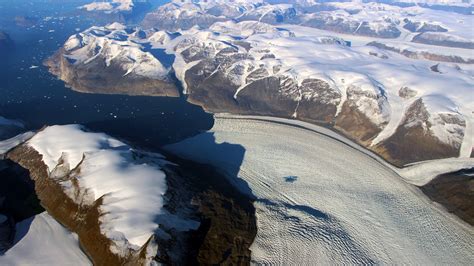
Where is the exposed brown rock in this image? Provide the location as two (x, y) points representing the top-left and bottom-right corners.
(334, 86), (385, 145)
(398, 87), (417, 99)
(335, 103), (382, 145)
(5, 139), (257, 265)
(421, 168), (474, 225)
(293, 78), (341, 124)
(44, 49), (179, 97)
(6, 144), (140, 265)
(185, 59), (340, 126)
(373, 99), (459, 167)
(158, 153), (257, 265)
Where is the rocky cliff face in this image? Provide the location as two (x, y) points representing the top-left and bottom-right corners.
(2, 125), (256, 265)
(421, 167), (474, 226)
(334, 85), (388, 145)
(180, 34), (344, 125)
(6, 144), (153, 265)
(178, 26), (470, 165)
(412, 32), (474, 49)
(374, 97), (466, 165)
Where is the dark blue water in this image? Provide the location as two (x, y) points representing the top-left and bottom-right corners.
(0, 0), (214, 149)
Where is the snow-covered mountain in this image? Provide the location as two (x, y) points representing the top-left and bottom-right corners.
(142, 0), (473, 48)
(372, 0), (472, 7)
(80, 0), (146, 13)
(3, 125), (179, 264)
(78, 0), (152, 23)
(49, 21), (473, 166)
(44, 23), (179, 97)
(0, 123), (256, 264)
(167, 22), (472, 165)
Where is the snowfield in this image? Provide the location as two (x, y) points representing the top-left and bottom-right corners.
(0, 212), (91, 265)
(26, 125), (198, 255)
(166, 115), (474, 264)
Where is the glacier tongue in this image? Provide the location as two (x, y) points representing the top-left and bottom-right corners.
(165, 115), (474, 265)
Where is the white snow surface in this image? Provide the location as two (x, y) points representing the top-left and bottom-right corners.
(324, 2), (473, 40)
(0, 212), (91, 266)
(80, 0), (138, 13)
(159, 21), (473, 152)
(63, 23), (169, 80)
(209, 21), (279, 38)
(165, 114), (474, 265)
(0, 132), (35, 155)
(393, 0), (472, 7)
(161, 1), (473, 43)
(27, 125), (169, 252)
(63, 13), (473, 157)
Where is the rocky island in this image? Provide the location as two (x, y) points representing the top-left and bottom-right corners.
(44, 23), (179, 97)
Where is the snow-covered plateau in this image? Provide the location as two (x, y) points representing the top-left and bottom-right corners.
(166, 114), (474, 265)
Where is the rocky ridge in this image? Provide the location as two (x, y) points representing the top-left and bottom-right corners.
(47, 21), (473, 166)
(421, 167), (474, 225)
(142, 0), (474, 49)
